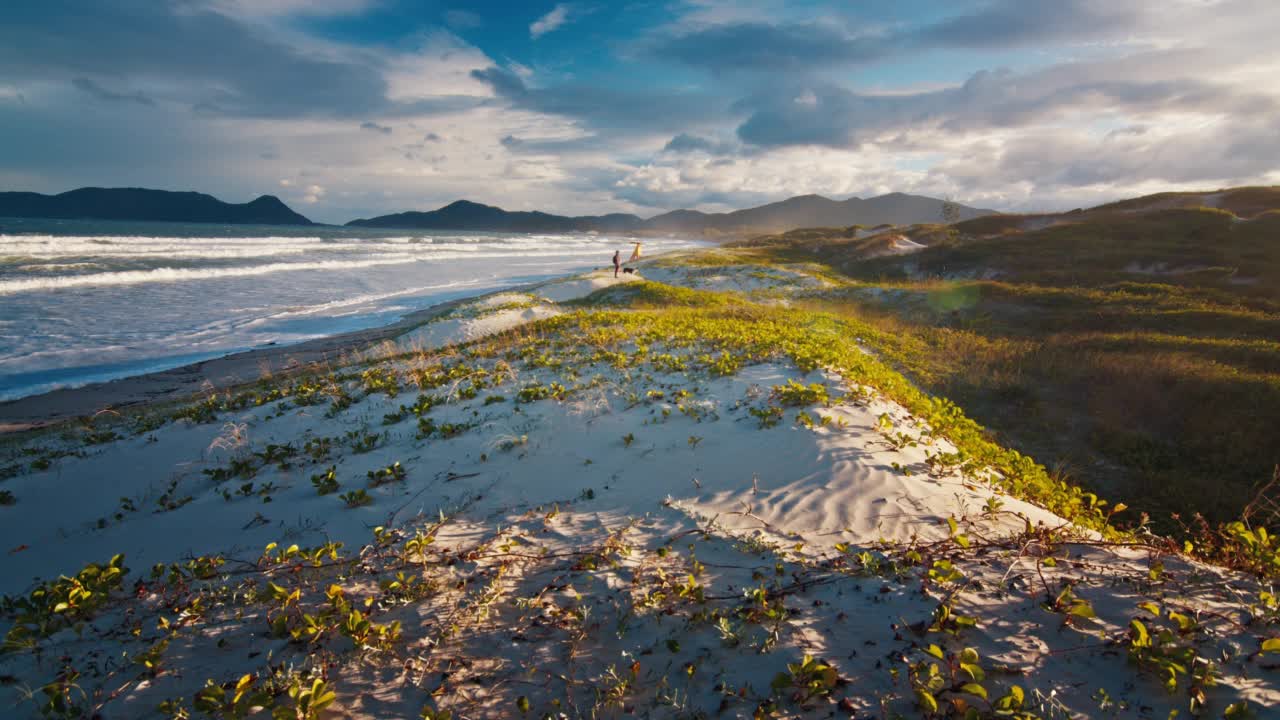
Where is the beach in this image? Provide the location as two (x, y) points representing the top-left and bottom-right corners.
(0, 273), (575, 432)
(1, 253), (1277, 718)
(0, 219), (706, 402)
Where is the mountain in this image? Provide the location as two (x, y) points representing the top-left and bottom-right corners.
(347, 200), (642, 233)
(346, 193), (995, 235)
(737, 185), (1280, 528)
(0, 187), (314, 225)
(646, 192), (994, 233)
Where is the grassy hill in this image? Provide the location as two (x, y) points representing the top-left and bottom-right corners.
(734, 189), (1280, 528)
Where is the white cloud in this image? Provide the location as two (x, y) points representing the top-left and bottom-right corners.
(302, 184), (325, 203)
(9, 0), (1280, 221)
(206, 0), (378, 18)
(530, 4), (570, 39)
(384, 31), (496, 100)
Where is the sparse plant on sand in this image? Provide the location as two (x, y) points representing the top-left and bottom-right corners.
(311, 466), (339, 495)
(339, 489), (372, 507)
(367, 462), (406, 487)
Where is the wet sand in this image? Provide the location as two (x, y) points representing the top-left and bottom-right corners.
(0, 283), (532, 433)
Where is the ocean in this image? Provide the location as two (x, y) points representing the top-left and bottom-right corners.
(0, 217), (705, 401)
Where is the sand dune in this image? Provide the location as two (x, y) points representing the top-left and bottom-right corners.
(0, 265), (1276, 718)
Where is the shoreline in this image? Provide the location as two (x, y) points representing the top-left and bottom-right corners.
(0, 269), (601, 433)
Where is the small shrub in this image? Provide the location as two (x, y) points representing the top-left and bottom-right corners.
(367, 462), (406, 487)
(346, 431), (379, 454)
(339, 490), (372, 508)
(771, 379), (829, 407)
(311, 467), (340, 495)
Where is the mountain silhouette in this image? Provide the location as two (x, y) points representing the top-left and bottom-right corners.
(347, 200), (642, 233)
(347, 193), (994, 234)
(0, 187), (314, 225)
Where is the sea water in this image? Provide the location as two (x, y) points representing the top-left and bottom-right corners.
(0, 217), (703, 401)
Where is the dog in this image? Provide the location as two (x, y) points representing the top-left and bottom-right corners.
(622, 267), (637, 274)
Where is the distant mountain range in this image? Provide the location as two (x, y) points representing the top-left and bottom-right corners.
(0, 187), (995, 233)
(348, 193), (996, 235)
(345, 200), (645, 234)
(0, 187), (314, 225)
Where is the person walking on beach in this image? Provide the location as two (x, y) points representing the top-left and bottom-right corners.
(612, 249), (621, 278)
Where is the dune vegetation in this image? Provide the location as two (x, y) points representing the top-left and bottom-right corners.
(734, 199), (1280, 531)
(1, 192), (1279, 718)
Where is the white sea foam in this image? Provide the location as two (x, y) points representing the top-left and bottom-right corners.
(0, 256), (423, 294)
(0, 228), (706, 399)
(260, 280), (486, 320)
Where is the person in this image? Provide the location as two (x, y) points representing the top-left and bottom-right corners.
(628, 242), (642, 263)
(612, 249), (621, 277)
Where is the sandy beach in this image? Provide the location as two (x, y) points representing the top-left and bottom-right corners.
(1, 256), (1276, 718)
(0, 272), (613, 433)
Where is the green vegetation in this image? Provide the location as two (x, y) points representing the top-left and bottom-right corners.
(6, 195), (1280, 717)
(739, 204), (1280, 530)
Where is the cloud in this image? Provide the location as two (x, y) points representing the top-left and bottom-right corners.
(208, 0), (378, 18)
(71, 77), (154, 106)
(530, 4), (571, 39)
(470, 66), (727, 136)
(0, 2), (388, 118)
(940, 117), (1280, 192)
(653, 21), (887, 72)
(732, 58), (1280, 149)
(918, 0), (1143, 49)
(6, 0), (1280, 221)
(663, 133), (736, 155)
(383, 31), (495, 101)
(302, 184), (326, 203)
(469, 67), (530, 99)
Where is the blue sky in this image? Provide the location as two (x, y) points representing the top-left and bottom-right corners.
(2, 0), (1278, 223)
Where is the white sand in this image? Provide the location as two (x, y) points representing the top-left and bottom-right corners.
(1, 264), (1275, 718)
(865, 234), (928, 258)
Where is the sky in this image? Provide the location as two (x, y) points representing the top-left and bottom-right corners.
(2, 0), (1279, 224)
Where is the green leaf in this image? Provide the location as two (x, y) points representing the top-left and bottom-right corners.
(915, 689), (938, 714)
(516, 696), (530, 713)
(1168, 612), (1194, 632)
(1129, 619), (1150, 647)
(924, 644), (945, 660)
(1262, 637), (1280, 653)
(1069, 602), (1097, 619)
(995, 685), (1025, 710)
(959, 682), (988, 700)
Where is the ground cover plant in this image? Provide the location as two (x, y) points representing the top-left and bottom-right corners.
(736, 202), (1280, 531)
(2, 245), (1280, 718)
